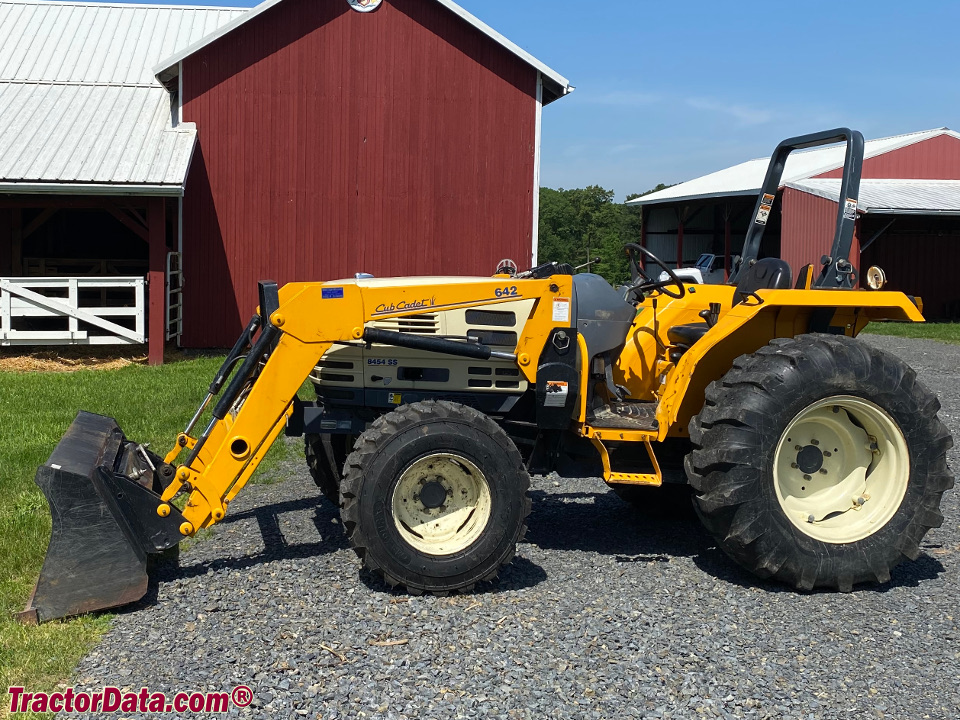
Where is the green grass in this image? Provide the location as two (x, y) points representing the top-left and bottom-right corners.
(0, 355), (302, 717)
(861, 321), (960, 345)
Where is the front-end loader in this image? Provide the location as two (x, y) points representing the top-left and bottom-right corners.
(19, 129), (954, 623)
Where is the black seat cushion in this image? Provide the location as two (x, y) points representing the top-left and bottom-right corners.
(668, 258), (793, 350)
(734, 257), (792, 303)
(667, 323), (710, 347)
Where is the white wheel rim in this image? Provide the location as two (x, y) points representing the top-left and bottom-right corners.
(773, 395), (910, 544)
(391, 453), (492, 556)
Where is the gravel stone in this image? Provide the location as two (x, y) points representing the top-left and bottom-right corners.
(62, 335), (959, 719)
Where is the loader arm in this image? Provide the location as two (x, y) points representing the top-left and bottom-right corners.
(161, 277), (573, 536)
(21, 275), (575, 622)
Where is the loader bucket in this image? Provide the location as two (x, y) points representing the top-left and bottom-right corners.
(18, 412), (186, 624)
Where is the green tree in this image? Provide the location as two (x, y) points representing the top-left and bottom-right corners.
(537, 186), (632, 285)
(536, 183), (674, 286)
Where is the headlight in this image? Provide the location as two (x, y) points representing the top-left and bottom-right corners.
(865, 266), (887, 290)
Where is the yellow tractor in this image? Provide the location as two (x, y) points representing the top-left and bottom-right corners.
(20, 129), (954, 623)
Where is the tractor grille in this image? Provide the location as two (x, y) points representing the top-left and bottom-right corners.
(310, 359), (358, 385)
(370, 314), (440, 334)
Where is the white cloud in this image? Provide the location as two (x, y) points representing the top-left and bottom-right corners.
(685, 97), (774, 126)
(583, 90), (660, 107)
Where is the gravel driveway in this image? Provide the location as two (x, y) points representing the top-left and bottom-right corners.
(68, 334), (959, 720)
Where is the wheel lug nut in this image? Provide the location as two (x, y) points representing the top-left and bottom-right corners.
(795, 445), (802, 451)
(824, 451), (832, 458)
(791, 462), (799, 469)
(811, 439), (819, 446)
(803, 474), (812, 481)
(819, 469), (828, 475)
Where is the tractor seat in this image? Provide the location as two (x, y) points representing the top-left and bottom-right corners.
(667, 258), (794, 352)
(667, 323), (710, 347)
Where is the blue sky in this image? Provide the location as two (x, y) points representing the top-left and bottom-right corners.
(124, 0), (960, 198)
(455, 0), (960, 199)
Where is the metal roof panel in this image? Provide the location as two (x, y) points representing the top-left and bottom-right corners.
(787, 178), (960, 214)
(0, 82), (197, 186)
(0, 0), (243, 191)
(629, 129), (960, 206)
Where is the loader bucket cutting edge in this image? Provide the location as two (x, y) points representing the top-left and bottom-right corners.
(18, 411), (186, 624)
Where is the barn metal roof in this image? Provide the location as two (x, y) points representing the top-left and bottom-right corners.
(154, 0), (574, 104)
(629, 128), (960, 207)
(0, 0), (245, 194)
(787, 178), (960, 216)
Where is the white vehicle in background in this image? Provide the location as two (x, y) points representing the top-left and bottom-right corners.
(659, 253), (733, 285)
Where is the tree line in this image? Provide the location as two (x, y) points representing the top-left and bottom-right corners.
(537, 185), (670, 286)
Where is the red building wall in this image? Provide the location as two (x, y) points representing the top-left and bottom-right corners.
(780, 188), (860, 280)
(861, 230), (960, 319)
(816, 134), (960, 180)
(780, 188), (860, 281)
(180, 0), (539, 347)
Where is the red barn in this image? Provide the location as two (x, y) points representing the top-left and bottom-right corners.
(156, 0), (572, 347)
(629, 129), (960, 319)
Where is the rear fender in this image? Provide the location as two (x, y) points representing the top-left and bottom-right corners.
(660, 289), (924, 437)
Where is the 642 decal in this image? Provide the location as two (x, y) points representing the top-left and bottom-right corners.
(495, 286), (519, 298)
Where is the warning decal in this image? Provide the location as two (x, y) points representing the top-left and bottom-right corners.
(544, 381), (569, 408)
(755, 193), (776, 226)
(843, 198), (858, 220)
(552, 298), (571, 323)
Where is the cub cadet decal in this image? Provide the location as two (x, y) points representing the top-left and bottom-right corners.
(374, 297), (436, 315)
(370, 293), (528, 318)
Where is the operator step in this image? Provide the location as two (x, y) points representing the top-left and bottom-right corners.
(587, 401), (658, 431)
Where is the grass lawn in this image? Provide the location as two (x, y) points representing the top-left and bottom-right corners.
(0, 355), (301, 718)
(861, 320), (960, 344)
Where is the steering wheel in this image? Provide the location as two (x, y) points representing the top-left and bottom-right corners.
(623, 243), (685, 299)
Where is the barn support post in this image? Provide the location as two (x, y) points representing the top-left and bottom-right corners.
(639, 207), (648, 271)
(12, 208), (22, 275)
(676, 210), (685, 269)
(723, 207), (732, 282)
(148, 197), (166, 365)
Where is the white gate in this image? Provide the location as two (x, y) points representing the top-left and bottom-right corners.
(166, 252), (183, 342)
(0, 277), (145, 346)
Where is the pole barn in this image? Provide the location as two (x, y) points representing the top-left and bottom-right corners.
(628, 129), (960, 320)
(156, 0), (572, 348)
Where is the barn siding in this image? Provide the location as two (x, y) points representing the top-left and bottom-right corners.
(181, 0), (538, 346)
(861, 228), (960, 320)
(780, 188), (860, 280)
(817, 134), (960, 180)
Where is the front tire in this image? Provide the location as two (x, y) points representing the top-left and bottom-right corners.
(686, 334), (954, 592)
(340, 400), (531, 595)
(305, 434), (354, 505)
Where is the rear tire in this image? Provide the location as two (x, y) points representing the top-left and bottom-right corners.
(305, 434), (354, 505)
(340, 400), (531, 595)
(686, 334), (954, 592)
